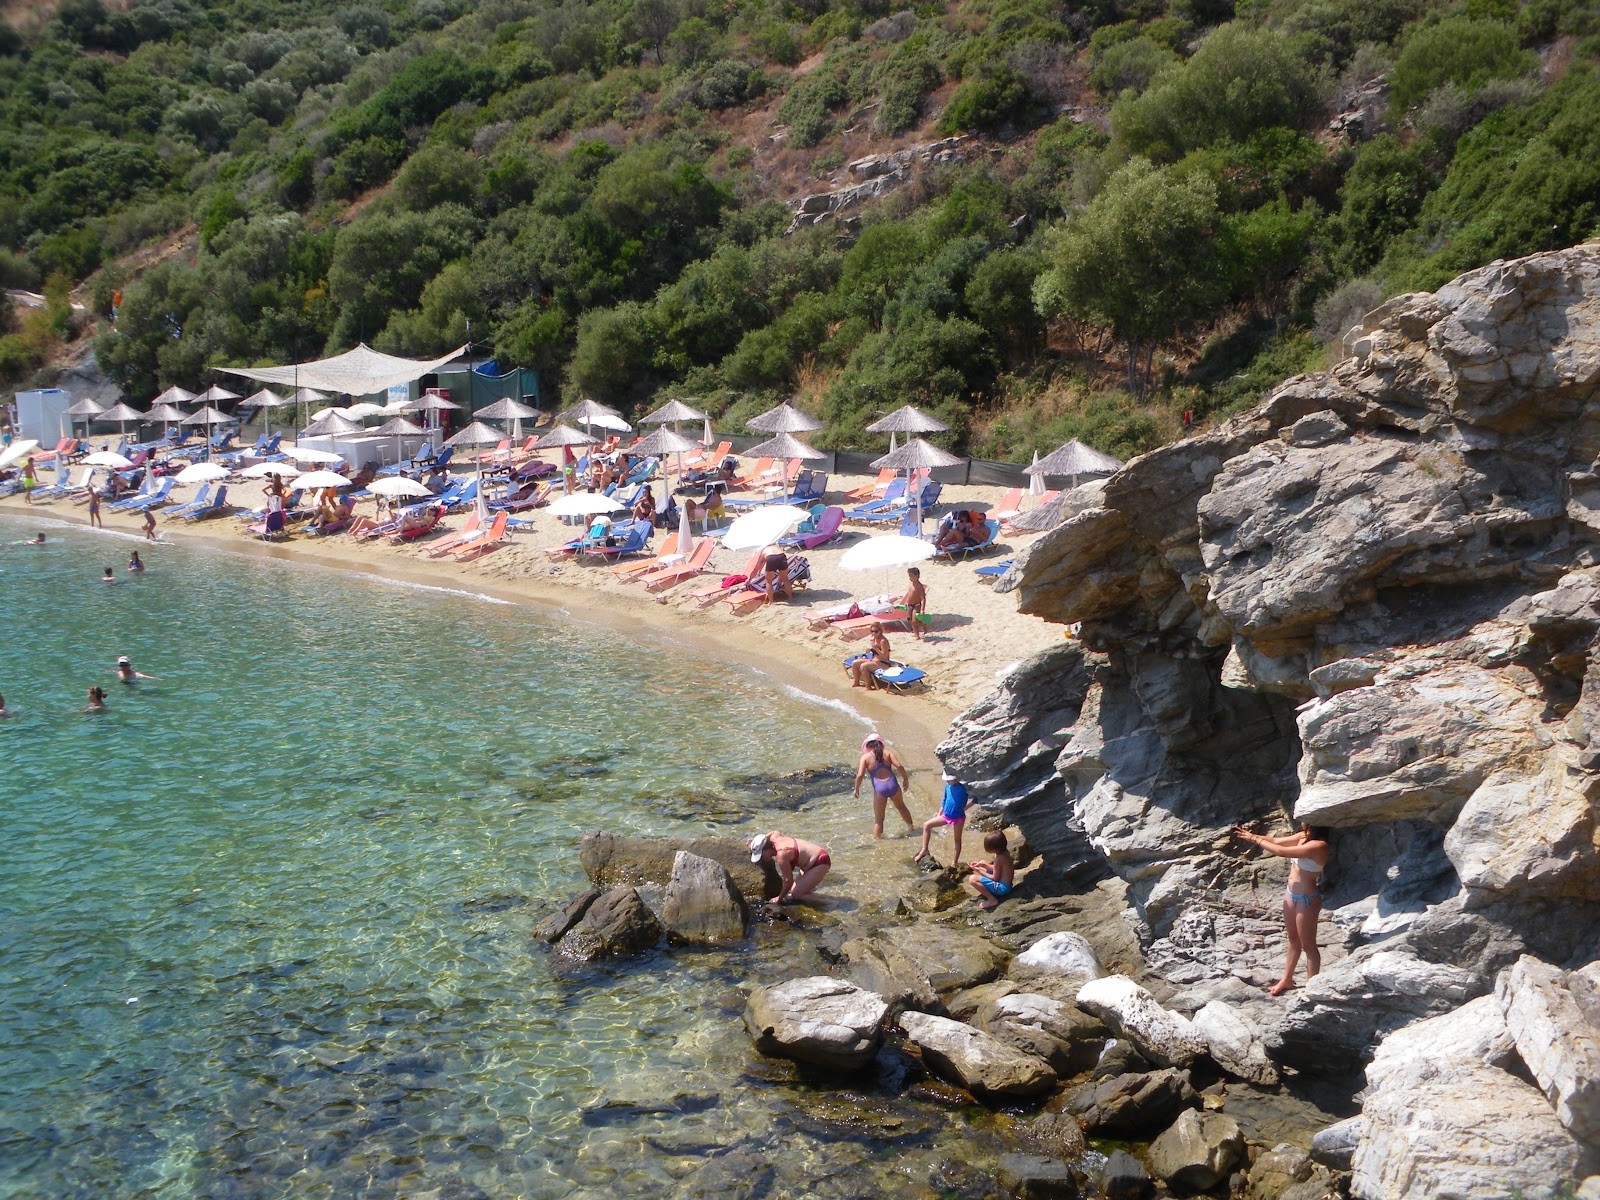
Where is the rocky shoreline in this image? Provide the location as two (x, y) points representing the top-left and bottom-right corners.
(548, 246), (1600, 1199)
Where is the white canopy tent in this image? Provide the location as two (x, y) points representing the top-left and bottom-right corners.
(217, 343), (468, 398)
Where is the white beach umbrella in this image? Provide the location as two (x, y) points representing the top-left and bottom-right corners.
(840, 533), (937, 572)
(677, 503), (695, 564)
(295, 469), (353, 490)
(240, 461), (301, 479)
(82, 450), (135, 469)
(287, 446), (344, 464)
(722, 504), (809, 551)
(343, 401), (388, 419)
(174, 462), (229, 485)
(1028, 450), (1045, 498)
(0, 438), (40, 469)
(547, 491), (626, 517)
(368, 476), (432, 499)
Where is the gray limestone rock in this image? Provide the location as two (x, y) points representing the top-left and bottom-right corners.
(1076, 975), (1208, 1068)
(1148, 1109), (1245, 1191)
(891, 923), (1010, 993)
(1309, 1116), (1362, 1170)
(744, 977), (888, 1071)
(1496, 954), (1600, 1141)
(1013, 1109), (1087, 1163)
(659, 851), (749, 944)
(1247, 1143), (1341, 1200)
(898, 1011), (1057, 1100)
(557, 886), (661, 960)
(1191, 999), (1279, 1085)
(1008, 931), (1104, 990)
(975, 991), (1107, 1076)
(839, 935), (942, 1015)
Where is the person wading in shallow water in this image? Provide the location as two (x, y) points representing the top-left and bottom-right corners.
(1233, 821), (1331, 995)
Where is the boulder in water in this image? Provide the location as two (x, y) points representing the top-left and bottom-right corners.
(839, 935), (942, 1015)
(898, 1011), (1057, 1100)
(580, 830), (777, 900)
(660, 851), (749, 944)
(975, 991), (1106, 1076)
(995, 1151), (1082, 1199)
(1099, 1149), (1152, 1200)
(745, 977), (888, 1071)
(556, 886), (661, 960)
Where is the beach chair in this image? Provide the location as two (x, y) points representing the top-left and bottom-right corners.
(721, 555), (811, 613)
(473, 438), (511, 463)
(30, 462), (84, 501)
(251, 509), (289, 541)
(422, 511), (483, 556)
(581, 520), (651, 562)
(451, 511), (509, 561)
(163, 483), (213, 519)
(779, 505), (845, 550)
(829, 609), (916, 639)
(638, 536), (717, 592)
(726, 457), (774, 492)
(845, 468), (897, 502)
(178, 486), (230, 521)
(1002, 492), (1058, 532)
(612, 532), (679, 579)
(681, 440), (730, 471)
(32, 437), (76, 465)
(384, 504), (445, 542)
(932, 517), (999, 561)
(112, 477), (172, 512)
(873, 663), (927, 693)
(843, 477), (907, 521)
(992, 487), (1025, 523)
(975, 558), (1015, 579)
(687, 548), (765, 605)
(378, 443), (431, 476)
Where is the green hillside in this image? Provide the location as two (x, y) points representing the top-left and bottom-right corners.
(2, 0), (1597, 460)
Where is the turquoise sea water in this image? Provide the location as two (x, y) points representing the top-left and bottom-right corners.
(0, 516), (965, 1200)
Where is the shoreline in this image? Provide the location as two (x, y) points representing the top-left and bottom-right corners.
(0, 492), (990, 792)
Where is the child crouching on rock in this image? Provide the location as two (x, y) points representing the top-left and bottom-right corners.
(966, 832), (1014, 911)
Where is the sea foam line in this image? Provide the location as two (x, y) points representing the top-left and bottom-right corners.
(776, 680), (872, 727)
(364, 575), (513, 605)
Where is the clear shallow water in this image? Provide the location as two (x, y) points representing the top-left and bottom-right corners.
(0, 517), (973, 1200)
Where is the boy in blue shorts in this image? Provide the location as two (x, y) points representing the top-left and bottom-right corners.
(967, 832), (1015, 911)
(913, 771), (970, 867)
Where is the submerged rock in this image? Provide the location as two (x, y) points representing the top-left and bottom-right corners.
(660, 851), (749, 944)
(744, 977), (888, 1071)
(995, 1151), (1082, 1199)
(1099, 1149), (1152, 1200)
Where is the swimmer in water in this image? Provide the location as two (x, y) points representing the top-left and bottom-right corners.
(128, 550), (144, 572)
(23, 532), (44, 545)
(0, 692), (8, 716)
(115, 655), (158, 683)
(86, 686), (107, 712)
(101, 566), (115, 583)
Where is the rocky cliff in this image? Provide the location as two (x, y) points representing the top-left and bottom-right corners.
(942, 244), (1600, 1195)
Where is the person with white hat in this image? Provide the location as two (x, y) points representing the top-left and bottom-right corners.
(853, 732), (912, 837)
(114, 655), (158, 683)
(748, 831), (831, 905)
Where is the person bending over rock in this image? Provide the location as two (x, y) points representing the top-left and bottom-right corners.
(749, 831), (830, 904)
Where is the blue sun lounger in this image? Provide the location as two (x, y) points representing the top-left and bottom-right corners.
(163, 483), (213, 519)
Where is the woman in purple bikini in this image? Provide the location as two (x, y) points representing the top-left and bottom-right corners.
(1233, 821), (1331, 995)
(853, 733), (913, 838)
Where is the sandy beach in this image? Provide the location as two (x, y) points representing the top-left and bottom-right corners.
(1, 451), (1066, 777)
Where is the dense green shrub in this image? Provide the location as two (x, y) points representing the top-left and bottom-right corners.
(778, 65), (850, 148)
(1112, 24), (1324, 162)
(1326, 134), (1434, 277)
(1089, 36), (1178, 97)
(936, 65), (1031, 133)
(1389, 17), (1532, 111)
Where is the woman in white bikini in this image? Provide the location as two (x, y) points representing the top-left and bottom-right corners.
(1233, 821), (1330, 995)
